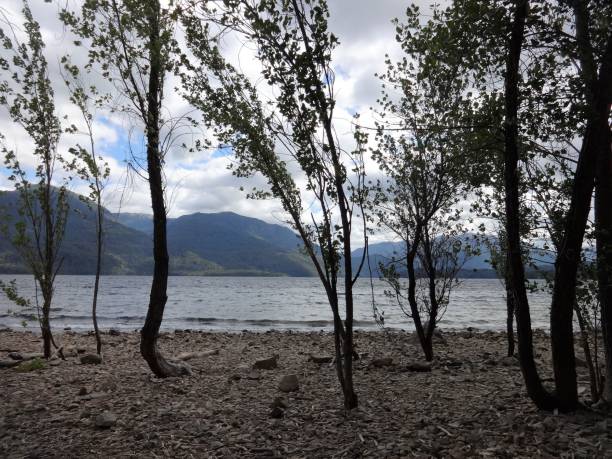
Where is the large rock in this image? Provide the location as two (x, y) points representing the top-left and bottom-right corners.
(370, 357), (394, 368)
(406, 361), (432, 372)
(309, 355), (332, 364)
(177, 350), (219, 361)
(80, 354), (103, 365)
(278, 374), (299, 392)
(253, 355), (278, 370)
(0, 359), (20, 369)
(500, 356), (518, 367)
(94, 411), (117, 428)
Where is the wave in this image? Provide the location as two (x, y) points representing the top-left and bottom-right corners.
(0, 313), (377, 328)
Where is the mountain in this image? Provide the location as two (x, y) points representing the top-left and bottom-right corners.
(0, 189), (152, 275)
(110, 212), (153, 234)
(352, 236), (555, 278)
(1, 188), (553, 278)
(0, 189), (315, 276)
(166, 212), (313, 276)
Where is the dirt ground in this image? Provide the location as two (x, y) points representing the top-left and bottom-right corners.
(0, 328), (610, 458)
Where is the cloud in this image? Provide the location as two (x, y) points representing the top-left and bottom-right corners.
(0, 0), (430, 244)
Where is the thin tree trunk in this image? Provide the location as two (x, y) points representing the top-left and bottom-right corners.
(405, 228), (431, 361)
(594, 94), (612, 402)
(41, 293), (52, 358)
(93, 200), (103, 355)
(503, 0), (556, 410)
(139, 0), (189, 378)
(575, 305), (601, 402)
(424, 233), (438, 361)
(406, 250), (432, 361)
(506, 281), (515, 357)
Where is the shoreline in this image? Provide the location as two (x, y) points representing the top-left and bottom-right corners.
(1, 329), (609, 458)
(0, 325), (556, 337)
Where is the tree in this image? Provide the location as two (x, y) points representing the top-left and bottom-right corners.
(404, 0), (611, 411)
(486, 229), (516, 357)
(62, 60), (111, 355)
(502, 0), (558, 410)
(61, 0), (190, 377)
(0, 1), (70, 359)
(370, 5), (480, 362)
(547, 1), (612, 410)
(182, 0), (365, 408)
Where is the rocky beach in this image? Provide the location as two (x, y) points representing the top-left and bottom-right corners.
(0, 328), (610, 458)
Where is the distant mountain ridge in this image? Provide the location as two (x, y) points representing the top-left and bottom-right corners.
(1, 188), (549, 278)
(355, 238), (555, 278)
(0, 190), (314, 276)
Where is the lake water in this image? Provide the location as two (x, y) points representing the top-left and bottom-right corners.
(0, 275), (552, 332)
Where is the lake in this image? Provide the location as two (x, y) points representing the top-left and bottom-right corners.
(0, 275), (552, 332)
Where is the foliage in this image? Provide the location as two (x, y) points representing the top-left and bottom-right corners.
(370, 3), (480, 359)
(0, 278), (31, 308)
(182, 0), (365, 407)
(0, 1), (72, 357)
(15, 357), (45, 372)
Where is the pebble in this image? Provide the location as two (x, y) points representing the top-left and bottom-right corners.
(0, 360), (20, 369)
(370, 357), (394, 368)
(405, 361), (432, 372)
(278, 374), (299, 392)
(253, 355), (279, 370)
(80, 354), (102, 365)
(94, 411), (117, 429)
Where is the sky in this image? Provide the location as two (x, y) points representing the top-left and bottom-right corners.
(0, 0), (424, 240)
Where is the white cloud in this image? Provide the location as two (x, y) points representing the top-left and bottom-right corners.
(0, 0), (430, 243)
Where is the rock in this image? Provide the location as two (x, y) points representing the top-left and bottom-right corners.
(309, 355), (332, 364)
(108, 328), (120, 336)
(0, 359), (20, 369)
(78, 387), (90, 396)
(80, 354), (102, 365)
(177, 349), (219, 361)
(370, 357), (394, 368)
(269, 406), (284, 419)
(63, 346), (78, 357)
(278, 374), (299, 392)
(500, 356), (517, 366)
(270, 397), (287, 409)
(406, 361), (432, 372)
(253, 355), (278, 370)
(246, 371), (261, 380)
(94, 411), (117, 428)
(8, 352), (23, 360)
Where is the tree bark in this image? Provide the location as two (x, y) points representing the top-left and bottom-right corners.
(41, 293), (52, 359)
(404, 227), (432, 361)
(93, 196), (103, 355)
(503, 0), (556, 410)
(506, 284), (515, 357)
(550, 26), (612, 410)
(594, 83), (612, 402)
(575, 305), (601, 402)
(139, 0), (189, 378)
